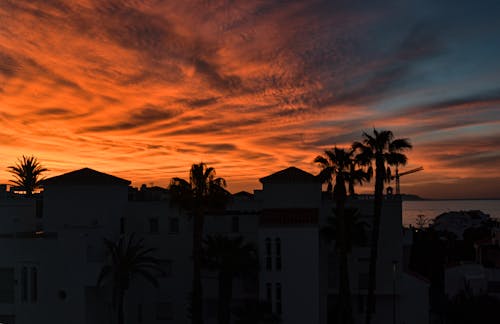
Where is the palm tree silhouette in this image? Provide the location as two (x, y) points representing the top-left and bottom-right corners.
(315, 147), (370, 324)
(97, 234), (163, 324)
(354, 129), (412, 324)
(321, 207), (369, 323)
(347, 144), (372, 196)
(169, 163), (230, 324)
(321, 208), (369, 251)
(203, 234), (258, 324)
(8, 155), (48, 197)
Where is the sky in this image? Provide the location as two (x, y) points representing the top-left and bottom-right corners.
(0, 0), (499, 199)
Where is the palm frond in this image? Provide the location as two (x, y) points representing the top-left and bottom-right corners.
(7, 155), (47, 196)
(390, 138), (412, 151)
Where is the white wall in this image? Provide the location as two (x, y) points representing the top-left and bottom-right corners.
(259, 226), (323, 324)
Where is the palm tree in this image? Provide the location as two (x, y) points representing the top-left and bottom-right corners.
(347, 144), (372, 197)
(97, 234), (163, 324)
(315, 147), (370, 324)
(354, 129), (412, 324)
(321, 208), (369, 250)
(203, 234), (258, 324)
(8, 155), (48, 197)
(169, 163), (230, 324)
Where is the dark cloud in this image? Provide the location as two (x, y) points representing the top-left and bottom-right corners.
(416, 134), (500, 171)
(321, 23), (444, 108)
(190, 143), (238, 152)
(193, 58), (243, 92)
(177, 97), (219, 108)
(35, 108), (73, 116)
(0, 51), (20, 77)
(21, 56), (86, 92)
(164, 117), (263, 136)
(443, 153), (500, 170)
(311, 130), (366, 147)
(97, 4), (174, 57)
(406, 88), (500, 115)
(84, 105), (179, 132)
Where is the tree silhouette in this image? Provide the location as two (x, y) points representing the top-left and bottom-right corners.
(97, 234), (163, 324)
(354, 129), (412, 324)
(315, 147), (370, 324)
(169, 163), (230, 324)
(347, 145), (372, 196)
(8, 155), (47, 197)
(321, 208), (369, 250)
(203, 234), (258, 324)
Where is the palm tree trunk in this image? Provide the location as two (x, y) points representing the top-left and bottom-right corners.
(218, 272), (232, 324)
(365, 159), (384, 324)
(117, 289), (125, 324)
(348, 181), (355, 197)
(336, 193), (353, 324)
(192, 209), (204, 324)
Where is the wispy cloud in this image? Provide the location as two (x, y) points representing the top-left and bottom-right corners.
(0, 0), (499, 197)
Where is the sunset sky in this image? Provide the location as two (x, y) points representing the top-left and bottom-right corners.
(1, 0), (499, 199)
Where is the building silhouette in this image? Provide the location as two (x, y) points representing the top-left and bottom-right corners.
(0, 167), (428, 324)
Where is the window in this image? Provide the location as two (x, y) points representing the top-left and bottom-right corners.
(275, 283), (282, 315)
(21, 267), (28, 302)
(149, 218), (159, 234)
(120, 217), (126, 234)
(275, 238), (282, 271)
(231, 216), (239, 233)
(266, 283), (272, 303)
(265, 238), (272, 271)
(30, 267), (37, 302)
(156, 302), (173, 320)
(0, 268), (14, 303)
(169, 218), (179, 234)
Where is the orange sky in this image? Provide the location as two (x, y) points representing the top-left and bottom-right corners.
(0, 0), (499, 199)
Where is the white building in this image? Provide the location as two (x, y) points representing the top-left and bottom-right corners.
(0, 166), (428, 324)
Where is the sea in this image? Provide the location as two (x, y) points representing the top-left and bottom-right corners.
(402, 199), (500, 227)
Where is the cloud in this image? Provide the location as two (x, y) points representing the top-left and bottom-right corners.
(0, 0), (499, 198)
(35, 108), (73, 116)
(0, 51), (20, 78)
(399, 88), (500, 116)
(84, 105), (179, 132)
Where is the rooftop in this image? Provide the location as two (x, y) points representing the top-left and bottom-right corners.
(259, 166), (318, 184)
(42, 168), (131, 186)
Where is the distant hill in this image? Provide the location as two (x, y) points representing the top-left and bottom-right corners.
(400, 194), (425, 201)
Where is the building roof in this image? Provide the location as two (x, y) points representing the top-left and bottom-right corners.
(259, 167), (318, 184)
(233, 191), (254, 198)
(42, 168), (131, 186)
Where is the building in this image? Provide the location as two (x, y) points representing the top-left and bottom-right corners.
(0, 167), (428, 324)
